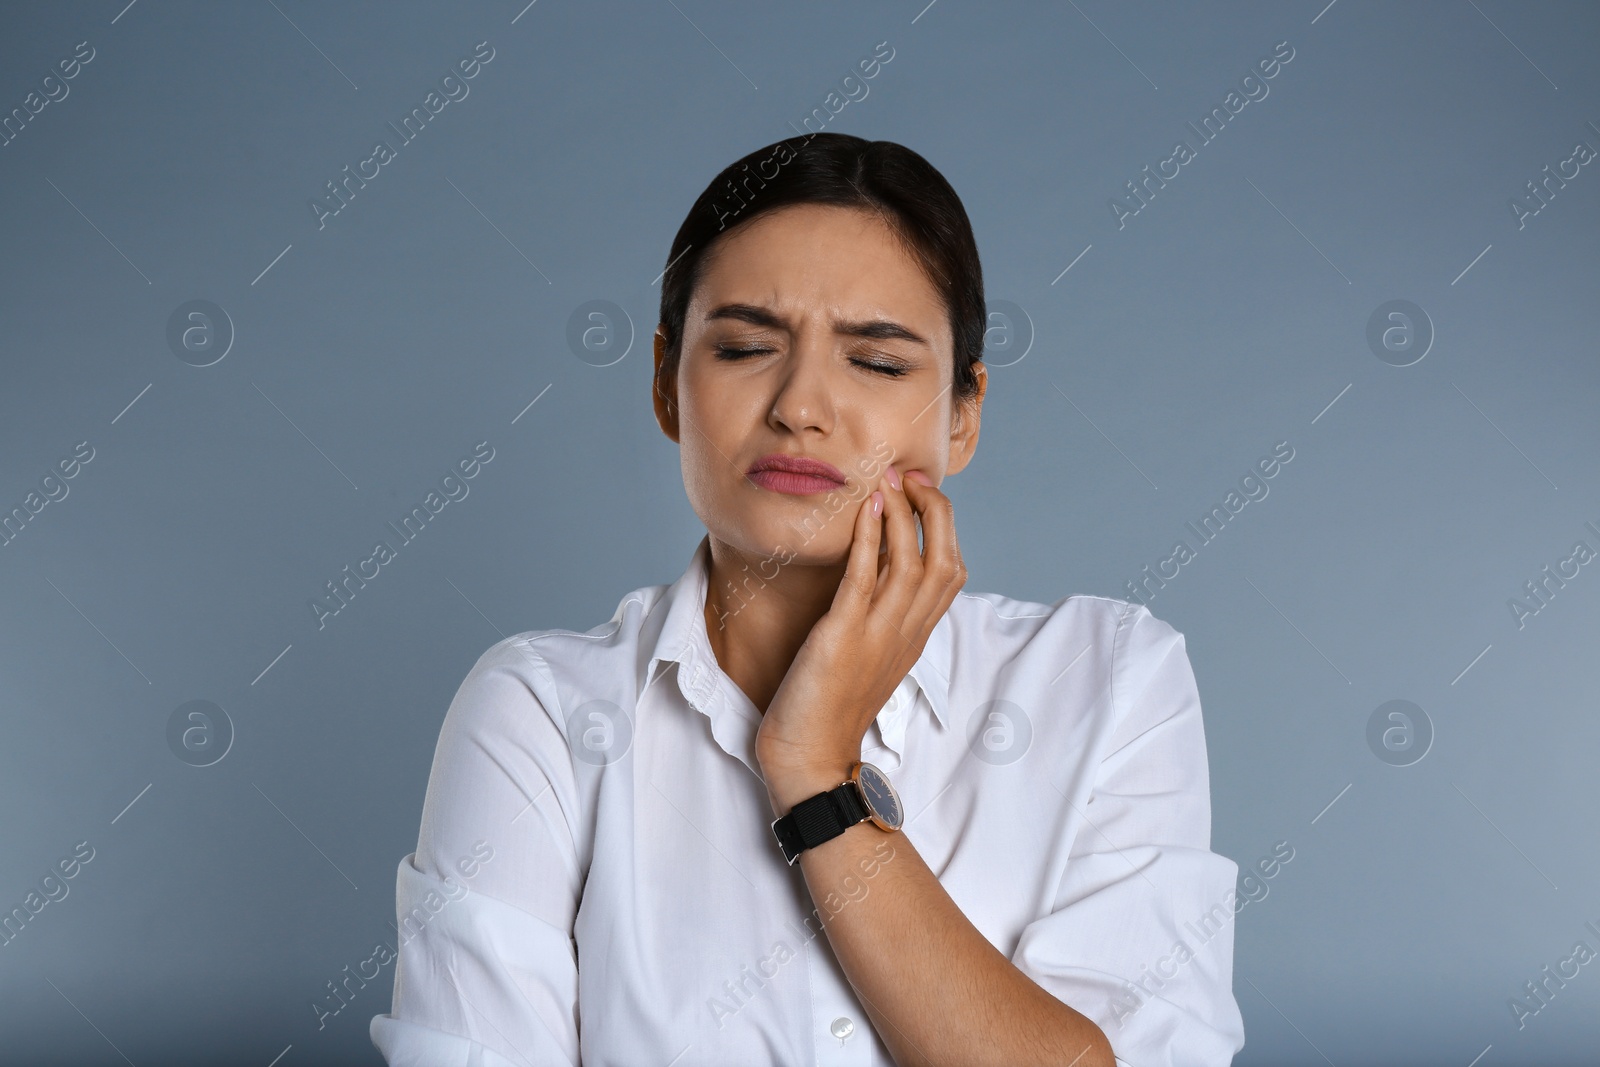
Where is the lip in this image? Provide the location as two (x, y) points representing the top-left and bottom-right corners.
(746, 452), (848, 495)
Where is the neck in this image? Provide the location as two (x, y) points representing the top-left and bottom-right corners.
(702, 534), (846, 715)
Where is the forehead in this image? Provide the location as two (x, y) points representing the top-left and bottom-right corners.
(688, 203), (948, 340)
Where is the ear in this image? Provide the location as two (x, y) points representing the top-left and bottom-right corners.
(944, 361), (986, 477)
(652, 326), (681, 443)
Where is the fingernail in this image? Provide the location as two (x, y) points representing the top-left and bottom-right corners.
(871, 491), (883, 517)
(886, 465), (902, 491)
(905, 470), (932, 486)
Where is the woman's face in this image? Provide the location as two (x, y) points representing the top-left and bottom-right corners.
(654, 202), (985, 565)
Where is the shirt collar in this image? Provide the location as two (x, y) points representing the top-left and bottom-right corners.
(640, 533), (954, 737)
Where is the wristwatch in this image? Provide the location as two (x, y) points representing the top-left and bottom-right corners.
(770, 760), (903, 866)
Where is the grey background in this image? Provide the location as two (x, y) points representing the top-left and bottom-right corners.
(2, 0), (1597, 1063)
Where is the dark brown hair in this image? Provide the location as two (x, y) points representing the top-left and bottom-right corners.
(656, 132), (985, 408)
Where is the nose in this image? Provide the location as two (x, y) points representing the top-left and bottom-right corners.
(765, 337), (837, 437)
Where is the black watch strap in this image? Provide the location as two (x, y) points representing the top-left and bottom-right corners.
(771, 780), (868, 865)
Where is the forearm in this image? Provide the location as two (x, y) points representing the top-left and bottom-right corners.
(765, 767), (1116, 1067)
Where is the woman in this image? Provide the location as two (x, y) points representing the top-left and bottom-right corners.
(370, 133), (1245, 1066)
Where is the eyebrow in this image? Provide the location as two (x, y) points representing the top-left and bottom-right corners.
(704, 303), (929, 346)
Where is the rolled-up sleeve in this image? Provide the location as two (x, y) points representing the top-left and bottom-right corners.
(370, 641), (585, 1067)
(1011, 605), (1246, 1066)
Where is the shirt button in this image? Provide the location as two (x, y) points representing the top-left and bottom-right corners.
(830, 1017), (855, 1041)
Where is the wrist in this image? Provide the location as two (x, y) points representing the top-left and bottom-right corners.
(761, 758), (856, 817)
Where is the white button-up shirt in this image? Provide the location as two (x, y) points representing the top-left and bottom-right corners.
(370, 533), (1245, 1066)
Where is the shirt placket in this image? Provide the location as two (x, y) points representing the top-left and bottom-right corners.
(681, 623), (919, 1064)
(804, 677), (914, 1065)
(807, 942), (878, 1066)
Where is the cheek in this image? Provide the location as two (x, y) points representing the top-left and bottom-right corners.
(867, 422), (945, 480)
(678, 408), (761, 523)
(680, 385), (749, 468)
(680, 441), (733, 510)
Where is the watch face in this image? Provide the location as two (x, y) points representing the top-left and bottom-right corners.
(855, 763), (903, 830)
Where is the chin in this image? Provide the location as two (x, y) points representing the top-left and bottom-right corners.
(715, 506), (858, 568)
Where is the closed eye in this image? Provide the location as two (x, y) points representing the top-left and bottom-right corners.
(854, 359), (908, 378)
(711, 344), (908, 378)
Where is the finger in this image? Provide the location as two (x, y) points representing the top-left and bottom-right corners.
(901, 474), (966, 620)
(832, 487), (884, 618)
(873, 465), (923, 621)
